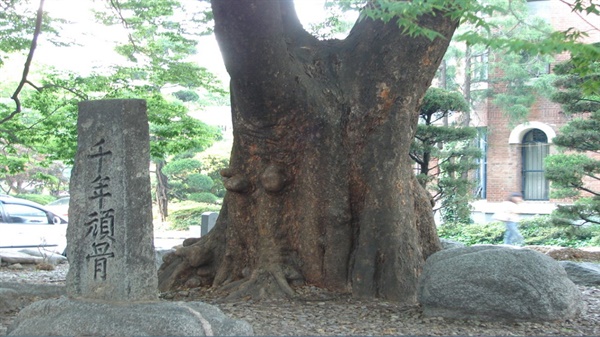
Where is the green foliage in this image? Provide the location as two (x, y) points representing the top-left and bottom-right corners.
(189, 192), (218, 204)
(545, 153), (600, 199)
(187, 174), (214, 191)
(162, 158), (203, 177)
(419, 87), (470, 117)
(0, 150), (69, 195)
(167, 202), (221, 230)
(0, 154), (27, 176)
(1, 0), (223, 170)
(16, 193), (56, 205)
(0, 1), (66, 65)
(438, 171), (475, 223)
(199, 155), (229, 197)
(437, 221), (505, 245)
(429, 0), (598, 125)
(308, 3), (355, 39)
(173, 90), (199, 102)
(438, 216), (600, 248)
(410, 87), (480, 223)
(482, 1), (555, 124)
(519, 216), (600, 247)
(1, 0), (223, 222)
(551, 49), (600, 114)
(196, 91), (230, 106)
(544, 56), (600, 227)
(162, 157), (218, 202)
(552, 111), (600, 153)
(361, 0), (500, 41)
(551, 199), (600, 227)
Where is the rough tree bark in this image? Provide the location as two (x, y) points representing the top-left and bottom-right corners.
(154, 159), (169, 222)
(158, 0), (459, 303)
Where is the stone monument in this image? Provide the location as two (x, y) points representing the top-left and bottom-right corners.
(67, 99), (158, 301)
(201, 211), (219, 236)
(8, 100), (252, 336)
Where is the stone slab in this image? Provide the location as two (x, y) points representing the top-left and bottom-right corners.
(7, 297), (253, 336)
(0, 283), (65, 314)
(0, 251), (42, 265)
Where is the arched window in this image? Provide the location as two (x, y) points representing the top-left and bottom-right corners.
(522, 129), (549, 200)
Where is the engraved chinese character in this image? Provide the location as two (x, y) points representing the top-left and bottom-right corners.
(89, 175), (111, 209)
(88, 139), (112, 174)
(86, 241), (115, 280)
(85, 211), (99, 238)
(98, 209), (115, 242)
(92, 257), (109, 280)
(85, 209), (115, 242)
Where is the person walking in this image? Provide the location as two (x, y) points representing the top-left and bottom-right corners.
(493, 192), (524, 245)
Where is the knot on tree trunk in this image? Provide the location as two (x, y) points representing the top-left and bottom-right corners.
(260, 164), (288, 193)
(223, 173), (251, 193)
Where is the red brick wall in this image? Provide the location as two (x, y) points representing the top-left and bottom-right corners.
(486, 103), (521, 201)
(483, 0), (599, 202)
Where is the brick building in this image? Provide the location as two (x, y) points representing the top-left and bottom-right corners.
(470, 0), (599, 221)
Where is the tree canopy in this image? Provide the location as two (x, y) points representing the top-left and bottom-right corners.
(0, 0), (225, 198)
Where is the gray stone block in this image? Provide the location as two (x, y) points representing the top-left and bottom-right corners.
(17, 249), (67, 265)
(68, 99), (157, 302)
(439, 238), (465, 250)
(560, 261), (600, 286)
(201, 212), (218, 236)
(0, 288), (19, 313)
(418, 245), (583, 322)
(0, 283), (65, 314)
(7, 297), (253, 336)
(0, 251), (43, 265)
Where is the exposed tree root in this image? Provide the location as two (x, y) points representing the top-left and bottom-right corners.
(220, 264), (298, 300)
(158, 231), (306, 301)
(158, 235), (219, 292)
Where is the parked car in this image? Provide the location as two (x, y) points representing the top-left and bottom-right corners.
(0, 196), (68, 255)
(45, 196), (70, 221)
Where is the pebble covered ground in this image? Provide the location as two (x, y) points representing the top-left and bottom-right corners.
(1, 262), (600, 336)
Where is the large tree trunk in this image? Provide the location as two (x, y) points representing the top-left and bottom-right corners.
(159, 0), (458, 303)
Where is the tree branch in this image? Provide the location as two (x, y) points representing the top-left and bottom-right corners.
(3, 0), (45, 125)
(108, 0), (140, 53)
(570, 182), (600, 196)
(558, 0), (600, 33)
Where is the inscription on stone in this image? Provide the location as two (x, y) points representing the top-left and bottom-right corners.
(86, 139), (115, 280)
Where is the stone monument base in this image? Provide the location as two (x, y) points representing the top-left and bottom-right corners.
(8, 297), (253, 336)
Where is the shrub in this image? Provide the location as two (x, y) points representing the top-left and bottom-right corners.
(187, 174), (214, 191)
(168, 203), (221, 230)
(437, 222), (504, 245)
(189, 192), (219, 204)
(438, 215), (600, 247)
(17, 194), (56, 205)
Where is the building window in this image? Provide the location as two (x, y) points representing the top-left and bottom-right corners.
(471, 51), (489, 83)
(521, 129), (549, 200)
(475, 127), (487, 199)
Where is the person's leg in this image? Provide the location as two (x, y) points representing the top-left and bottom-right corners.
(504, 221), (519, 245)
(504, 222), (511, 244)
(515, 223), (524, 245)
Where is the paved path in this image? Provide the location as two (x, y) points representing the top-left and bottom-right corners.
(153, 229), (200, 250)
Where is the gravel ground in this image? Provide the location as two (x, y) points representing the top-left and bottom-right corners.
(1, 262), (600, 336)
